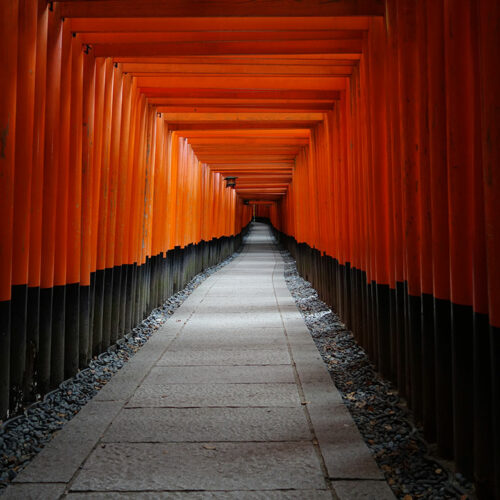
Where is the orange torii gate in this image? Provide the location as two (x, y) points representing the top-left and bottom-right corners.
(0, 1), (499, 497)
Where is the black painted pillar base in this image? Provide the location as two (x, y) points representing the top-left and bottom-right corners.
(64, 283), (79, 380)
(118, 265), (129, 336)
(124, 264), (135, 335)
(0, 300), (11, 419)
(92, 269), (105, 356)
(110, 265), (122, 345)
(388, 287), (398, 385)
(473, 312), (493, 498)
(10, 284), (28, 410)
(79, 285), (90, 368)
(38, 288), (53, 395)
(51, 285), (66, 388)
(88, 272), (96, 357)
(25, 286), (40, 400)
(491, 325), (500, 500)
(395, 281), (407, 399)
(434, 296), (454, 458)
(451, 302), (474, 477)
(102, 267), (114, 350)
(421, 292), (436, 443)
(408, 293), (423, 424)
(376, 283), (391, 379)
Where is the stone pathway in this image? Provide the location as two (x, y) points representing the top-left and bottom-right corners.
(4, 224), (394, 499)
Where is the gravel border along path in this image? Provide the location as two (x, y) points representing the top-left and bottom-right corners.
(281, 249), (476, 500)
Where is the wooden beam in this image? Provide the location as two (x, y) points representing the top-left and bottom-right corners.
(156, 105), (333, 113)
(199, 155), (297, 160)
(136, 75), (346, 91)
(80, 31), (364, 44)
(233, 183), (290, 187)
(93, 39), (363, 57)
(121, 63), (354, 76)
(206, 159), (295, 162)
(114, 55), (359, 66)
(151, 98), (335, 105)
(212, 167), (293, 170)
(162, 112), (324, 122)
(217, 175), (293, 179)
(245, 200), (279, 205)
(142, 88), (340, 100)
(61, 1), (385, 18)
(176, 129), (310, 137)
(194, 147), (306, 152)
(169, 122), (316, 130)
(69, 17), (371, 32)
(188, 137), (309, 145)
(115, 54), (361, 63)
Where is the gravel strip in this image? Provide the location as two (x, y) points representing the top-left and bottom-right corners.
(0, 250), (240, 493)
(280, 249), (476, 500)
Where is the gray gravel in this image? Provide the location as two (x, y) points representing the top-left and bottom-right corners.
(0, 251), (240, 494)
(280, 249), (476, 500)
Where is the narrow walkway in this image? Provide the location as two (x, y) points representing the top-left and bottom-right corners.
(6, 224), (394, 499)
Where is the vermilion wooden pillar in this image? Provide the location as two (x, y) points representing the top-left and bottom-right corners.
(11, 0), (38, 407)
(102, 61), (122, 348)
(0, 0), (19, 418)
(65, 33), (83, 379)
(367, 18), (391, 379)
(93, 57), (113, 353)
(416, 0), (436, 443)
(426, 0), (453, 458)
(26, 0), (49, 399)
(80, 47), (95, 367)
(386, 0), (407, 399)
(444, 0), (476, 477)
(114, 73), (133, 332)
(467, 1), (491, 496)
(106, 63), (123, 346)
(39, 4), (62, 394)
(397, 0), (423, 422)
(51, 20), (72, 388)
(123, 86), (139, 332)
(90, 57), (106, 355)
(123, 80), (139, 334)
(477, 1), (500, 497)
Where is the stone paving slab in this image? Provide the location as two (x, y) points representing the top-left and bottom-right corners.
(193, 303), (281, 314)
(146, 365), (295, 384)
(102, 407), (312, 442)
(186, 312), (283, 329)
(204, 287), (278, 297)
(67, 491), (333, 499)
(309, 404), (383, 480)
(126, 382), (301, 408)
(333, 480), (395, 499)
(70, 442), (326, 492)
(93, 354), (162, 403)
(1, 483), (67, 499)
(215, 276), (275, 282)
(168, 335), (288, 350)
(199, 295), (281, 306)
(179, 325), (285, 338)
(157, 348), (291, 366)
(213, 277), (277, 284)
(13, 400), (123, 483)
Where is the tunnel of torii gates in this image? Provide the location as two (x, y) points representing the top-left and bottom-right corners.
(0, 0), (499, 497)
